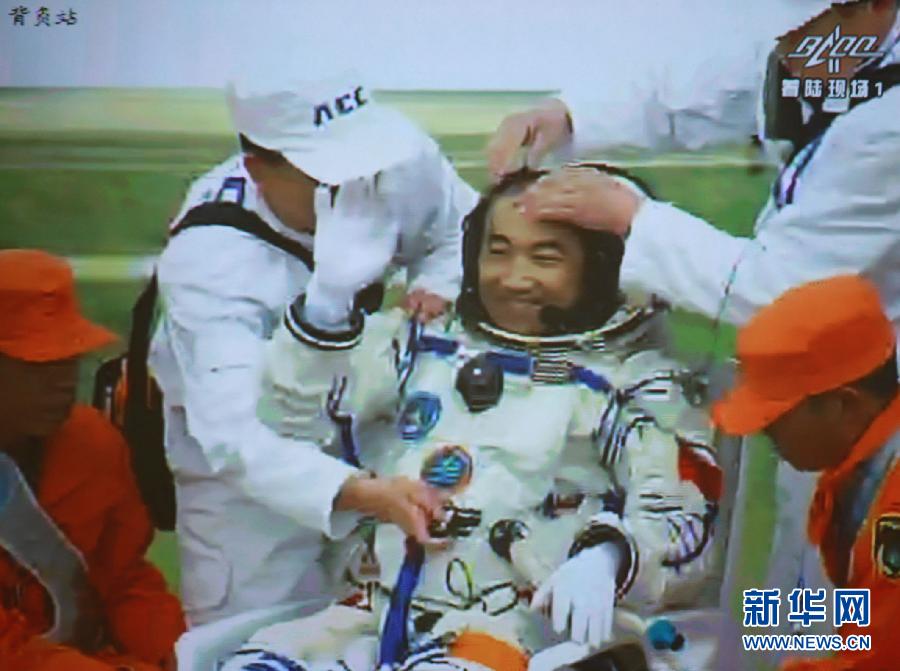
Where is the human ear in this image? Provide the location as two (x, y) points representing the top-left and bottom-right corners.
(831, 386), (871, 438)
(243, 155), (265, 184)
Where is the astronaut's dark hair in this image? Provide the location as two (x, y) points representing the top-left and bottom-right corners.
(238, 133), (289, 166)
(457, 164), (654, 335)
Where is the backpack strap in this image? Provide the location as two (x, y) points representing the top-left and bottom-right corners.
(121, 272), (175, 530)
(120, 202), (316, 530)
(170, 201), (314, 271)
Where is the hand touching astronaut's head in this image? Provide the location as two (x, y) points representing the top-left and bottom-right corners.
(459, 167), (642, 337)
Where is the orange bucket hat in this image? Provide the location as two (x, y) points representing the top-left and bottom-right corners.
(0, 249), (116, 362)
(713, 275), (896, 435)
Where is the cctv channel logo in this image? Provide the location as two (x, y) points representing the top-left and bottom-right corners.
(787, 25), (882, 74)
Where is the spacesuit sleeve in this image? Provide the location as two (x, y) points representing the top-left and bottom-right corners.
(582, 399), (720, 606)
(258, 306), (406, 452)
(559, 13), (764, 155)
(156, 232), (360, 539)
(619, 101), (900, 325)
(404, 154), (479, 301)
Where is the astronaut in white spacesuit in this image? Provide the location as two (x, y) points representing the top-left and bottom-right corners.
(224, 166), (728, 671)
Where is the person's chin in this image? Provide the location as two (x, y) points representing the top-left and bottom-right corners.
(488, 310), (542, 336)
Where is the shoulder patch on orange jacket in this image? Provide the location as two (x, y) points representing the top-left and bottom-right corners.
(874, 514), (900, 579)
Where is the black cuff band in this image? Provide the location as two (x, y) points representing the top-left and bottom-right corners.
(568, 521), (639, 600)
(284, 294), (364, 350)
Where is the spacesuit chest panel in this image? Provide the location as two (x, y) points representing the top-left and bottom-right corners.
(369, 349), (598, 614)
(388, 351), (579, 516)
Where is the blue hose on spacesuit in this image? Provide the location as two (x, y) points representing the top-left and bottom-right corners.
(377, 440), (476, 668)
(377, 537), (425, 669)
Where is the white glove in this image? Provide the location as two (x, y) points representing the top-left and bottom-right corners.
(531, 543), (620, 648)
(305, 178), (399, 329)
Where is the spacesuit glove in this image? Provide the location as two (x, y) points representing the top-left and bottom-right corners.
(531, 543), (620, 648)
(306, 178), (398, 330)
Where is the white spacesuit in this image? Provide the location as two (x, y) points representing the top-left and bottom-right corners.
(227, 309), (727, 670)
(224, 167), (729, 671)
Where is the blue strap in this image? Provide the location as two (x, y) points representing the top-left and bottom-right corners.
(485, 350), (532, 376)
(773, 134), (825, 209)
(571, 365), (613, 393)
(337, 419), (361, 468)
(326, 379), (361, 468)
(416, 333), (613, 393)
(418, 334), (459, 356)
(378, 539), (426, 667)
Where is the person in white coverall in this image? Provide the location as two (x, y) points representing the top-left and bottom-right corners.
(486, 0), (900, 666)
(148, 71), (478, 626)
(223, 166), (728, 671)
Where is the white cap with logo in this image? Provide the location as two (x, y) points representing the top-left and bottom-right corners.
(226, 70), (425, 185)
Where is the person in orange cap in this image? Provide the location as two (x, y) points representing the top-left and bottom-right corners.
(0, 249), (184, 670)
(713, 274), (900, 671)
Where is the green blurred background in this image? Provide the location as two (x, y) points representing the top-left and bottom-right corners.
(0, 87), (778, 620)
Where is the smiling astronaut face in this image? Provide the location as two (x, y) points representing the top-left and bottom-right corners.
(477, 196), (586, 336)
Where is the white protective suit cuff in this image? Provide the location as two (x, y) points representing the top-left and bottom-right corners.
(620, 198), (744, 317)
(559, 90), (650, 156)
(237, 424), (363, 537)
(328, 508), (365, 541)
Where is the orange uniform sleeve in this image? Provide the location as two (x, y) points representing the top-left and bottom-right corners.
(781, 469), (900, 671)
(780, 566), (900, 671)
(87, 428), (185, 666)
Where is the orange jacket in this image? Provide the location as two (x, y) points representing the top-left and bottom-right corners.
(782, 395), (900, 671)
(0, 405), (184, 670)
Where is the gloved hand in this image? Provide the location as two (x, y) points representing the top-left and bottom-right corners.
(486, 98), (573, 180)
(305, 178), (398, 329)
(531, 542), (620, 647)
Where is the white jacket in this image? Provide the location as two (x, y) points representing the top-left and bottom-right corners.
(562, 28), (900, 329)
(559, 25), (900, 669)
(149, 142), (477, 625)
